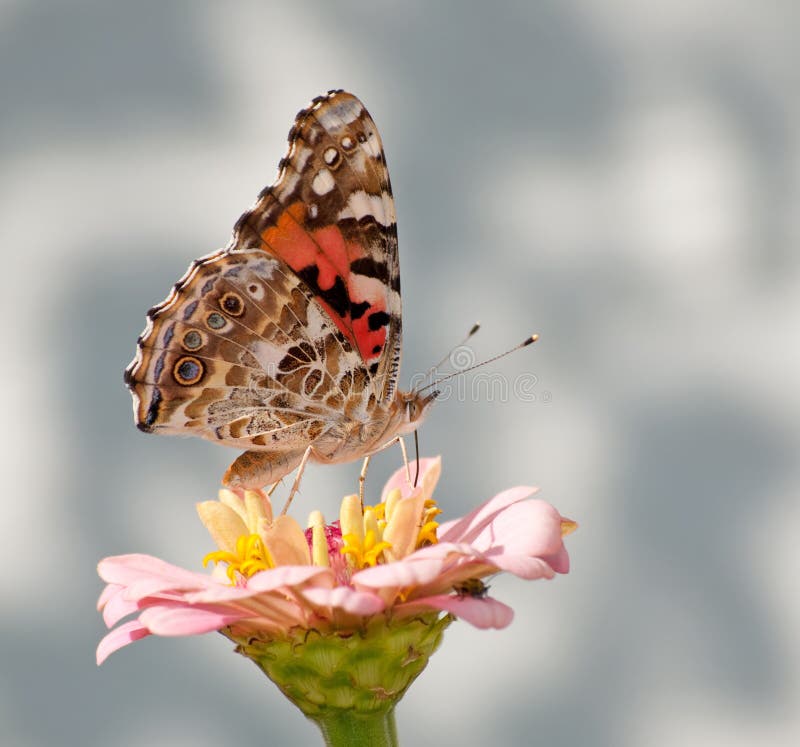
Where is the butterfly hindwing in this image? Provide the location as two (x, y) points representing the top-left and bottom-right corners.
(126, 249), (358, 448)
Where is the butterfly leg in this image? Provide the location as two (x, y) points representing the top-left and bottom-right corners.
(397, 436), (412, 486)
(223, 449), (304, 490)
(359, 456), (371, 506)
(380, 436), (411, 485)
(280, 445), (315, 516)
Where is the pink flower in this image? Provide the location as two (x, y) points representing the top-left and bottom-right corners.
(97, 457), (575, 665)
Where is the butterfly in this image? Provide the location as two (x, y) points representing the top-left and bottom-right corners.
(125, 90), (437, 490)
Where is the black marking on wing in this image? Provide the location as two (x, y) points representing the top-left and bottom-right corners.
(367, 310), (391, 331)
(141, 387), (162, 430)
(350, 300), (370, 320)
(296, 265), (350, 318)
(350, 257), (390, 284)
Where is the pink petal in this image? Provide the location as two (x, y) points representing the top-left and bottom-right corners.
(98, 554), (210, 592)
(182, 584), (257, 604)
(487, 554), (557, 580)
(437, 486), (537, 543)
(97, 582), (123, 610)
(353, 557), (446, 589)
(101, 587), (144, 627)
(244, 565), (332, 592)
(399, 594), (515, 629)
(177, 565), (333, 606)
(139, 602), (248, 636)
(124, 572), (214, 601)
(475, 500), (565, 557)
(403, 540), (481, 562)
(301, 586), (386, 616)
(381, 457), (440, 501)
(96, 620), (150, 665)
(544, 545), (571, 574)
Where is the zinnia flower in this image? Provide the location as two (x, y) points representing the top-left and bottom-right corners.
(97, 458), (575, 746)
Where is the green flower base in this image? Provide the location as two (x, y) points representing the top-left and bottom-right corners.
(225, 612), (453, 746)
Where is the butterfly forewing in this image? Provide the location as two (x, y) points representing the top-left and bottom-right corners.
(231, 91), (402, 403)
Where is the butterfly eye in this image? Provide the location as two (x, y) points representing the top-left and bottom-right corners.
(220, 292), (245, 317)
(173, 356), (204, 386)
(181, 330), (205, 351)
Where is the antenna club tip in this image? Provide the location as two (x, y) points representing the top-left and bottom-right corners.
(468, 322), (481, 336)
(524, 334), (539, 346)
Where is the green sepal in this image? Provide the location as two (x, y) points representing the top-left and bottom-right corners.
(225, 612), (452, 719)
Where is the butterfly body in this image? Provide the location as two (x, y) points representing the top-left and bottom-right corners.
(126, 91), (435, 488)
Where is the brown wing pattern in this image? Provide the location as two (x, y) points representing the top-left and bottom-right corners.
(125, 249), (363, 449)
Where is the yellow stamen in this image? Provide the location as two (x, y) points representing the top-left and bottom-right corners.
(337, 486), (443, 567)
(203, 533), (274, 582)
(363, 529), (392, 567)
(416, 520), (439, 547)
(371, 501), (387, 522)
(340, 529), (393, 569)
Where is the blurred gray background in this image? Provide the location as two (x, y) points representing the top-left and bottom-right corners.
(2, 1), (798, 745)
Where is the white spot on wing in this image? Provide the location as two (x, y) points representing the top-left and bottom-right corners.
(293, 145), (313, 173)
(278, 169), (300, 197)
(338, 190), (396, 227)
(312, 169), (335, 195)
(250, 341), (287, 369)
(246, 283), (265, 301)
(361, 133), (382, 158)
(306, 303), (329, 339)
(317, 99), (363, 129)
(350, 273), (384, 301)
(249, 258), (279, 281)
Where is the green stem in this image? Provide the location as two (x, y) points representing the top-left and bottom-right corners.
(312, 707), (398, 747)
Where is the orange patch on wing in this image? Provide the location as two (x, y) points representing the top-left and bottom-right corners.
(310, 225), (349, 280)
(262, 203), (329, 279)
(261, 202), (388, 362)
(354, 316), (387, 361)
(262, 203), (357, 294)
(261, 202), (336, 290)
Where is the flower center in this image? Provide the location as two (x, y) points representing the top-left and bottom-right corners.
(339, 493), (441, 570)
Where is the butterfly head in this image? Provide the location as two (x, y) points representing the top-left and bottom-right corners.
(396, 389), (439, 433)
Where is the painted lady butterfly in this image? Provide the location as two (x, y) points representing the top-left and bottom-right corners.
(125, 90), (437, 489)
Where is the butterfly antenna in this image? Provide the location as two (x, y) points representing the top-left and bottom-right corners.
(418, 334), (538, 392)
(423, 322), (481, 380)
